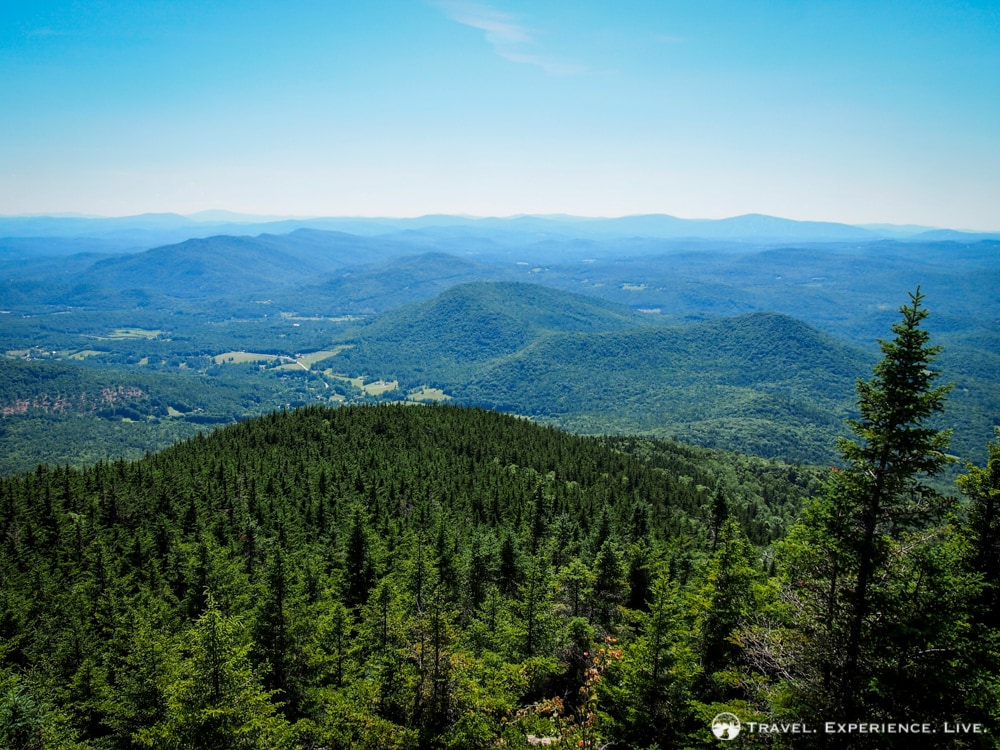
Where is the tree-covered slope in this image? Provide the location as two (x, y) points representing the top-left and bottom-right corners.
(0, 357), (337, 474)
(2, 229), (419, 310)
(331, 281), (656, 382)
(458, 312), (872, 462)
(0, 403), (822, 748)
(78, 234), (343, 300)
(330, 284), (872, 462)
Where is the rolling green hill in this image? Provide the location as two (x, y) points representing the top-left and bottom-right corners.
(1, 229), (420, 311)
(331, 281), (657, 382)
(329, 282), (872, 462)
(76, 232), (381, 301)
(0, 403), (825, 748)
(461, 312), (871, 461)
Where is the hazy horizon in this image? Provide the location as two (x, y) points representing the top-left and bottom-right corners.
(3, 2), (998, 230)
(2, 210), (996, 236)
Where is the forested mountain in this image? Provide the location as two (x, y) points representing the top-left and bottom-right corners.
(331, 281), (657, 380)
(2, 230), (421, 310)
(290, 253), (523, 315)
(460, 312), (870, 460)
(329, 284), (872, 462)
(0, 403), (816, 748)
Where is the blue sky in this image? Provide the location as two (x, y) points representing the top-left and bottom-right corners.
(1, 0), (998, 228)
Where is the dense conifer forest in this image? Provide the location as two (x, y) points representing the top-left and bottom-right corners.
(2, 291), (998, 748)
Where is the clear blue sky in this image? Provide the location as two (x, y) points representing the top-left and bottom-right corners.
(2, 1), (998, 228)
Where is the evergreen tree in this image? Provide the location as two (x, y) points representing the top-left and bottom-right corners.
(497, 529), (521, 596)
(776, 289), (959, 733)
(253, 546), (310, 713)
(516, 557), (554, 659)
(138, 594), (291, 750)
(694, 519), (757, 698)
(605, 572), (699, 748)
(463, 530), (494, 612)
(838, 289), (953, 693)
(312, 596), (352, 688)
(99, 599), (173, 749)
(0, 684), (45, 750)
(591, 539), (628, 628)
(554, 558), (595, 620)
(625, 538), (654, 611)
(409, 585), (455, 738)
(344, 505), (374, 608)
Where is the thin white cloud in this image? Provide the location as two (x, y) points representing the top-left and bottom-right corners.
(498, 50), (587, 76)
(449, 8), (532, 46)
(433, 1), (586, 75)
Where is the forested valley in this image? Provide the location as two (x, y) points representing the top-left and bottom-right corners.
(2, 292), (999, 748)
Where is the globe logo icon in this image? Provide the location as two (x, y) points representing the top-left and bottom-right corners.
(712, 712), (742, 740)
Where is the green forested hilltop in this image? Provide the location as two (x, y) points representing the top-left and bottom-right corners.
(332, 289), (874, 462)
(330, 281), (656, 383)
(3, 387), (1000, 747)
(0, 402), (822, 748)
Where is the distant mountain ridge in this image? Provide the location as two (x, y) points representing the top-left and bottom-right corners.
(79, 229), (422, 295)
(4, 211), (998, 250)
(292, 252), (521, 315)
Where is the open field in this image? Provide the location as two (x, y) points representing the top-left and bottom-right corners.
(407, 386), (451, 402)
(324, 372), (364, 389)
(296, 346), (353, 367)
(279, 312), (359, 322)
(66, 349), (105, 360)
(5, 347), (106, 361)
(324, 371), (399, 395)
(211, 347), (353, 369)
(361, 378), (398, 396)
(87, 328), (164, 340)
(212, 351), (282, 365)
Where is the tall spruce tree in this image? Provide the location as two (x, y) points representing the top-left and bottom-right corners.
(139, 594), (291, 750)
(777, 289), (959, 732)
(839, 288), (953, 694)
